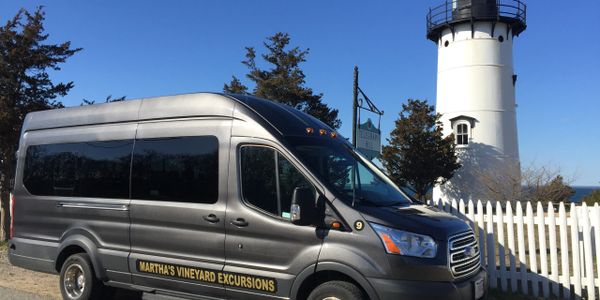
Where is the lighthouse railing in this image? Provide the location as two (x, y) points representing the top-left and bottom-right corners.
(426, 0), (527, 35)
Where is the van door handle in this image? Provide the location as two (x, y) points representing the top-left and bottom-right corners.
(203, 214), (220, 223)
(231, 218), (249, 227)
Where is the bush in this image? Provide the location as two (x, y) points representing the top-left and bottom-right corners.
(583, 190), (600, 206)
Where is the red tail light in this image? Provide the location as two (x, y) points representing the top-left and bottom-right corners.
(9, 193), (14, 239)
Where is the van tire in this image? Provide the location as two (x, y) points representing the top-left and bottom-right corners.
(59, 253), (105, 300)
(307, 280), (365, 300)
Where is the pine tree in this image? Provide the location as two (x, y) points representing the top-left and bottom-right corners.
(224, 33), (341, 129)
(223, 76), (248, 94)
(381, 99), (460, 199)
(0, 8), (81, 240)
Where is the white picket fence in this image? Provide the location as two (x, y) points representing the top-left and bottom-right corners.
(426, 199), (599, 299)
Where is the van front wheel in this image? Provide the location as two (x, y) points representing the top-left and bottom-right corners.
(59, 253), (105, 300)
(307, 280), (365, 300)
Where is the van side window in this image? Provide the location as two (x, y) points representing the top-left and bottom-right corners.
(79, 140), (133, 198)
(131, 136), (218, 203)
(23, 140), (133, 198)
(240, 146), (314, 219)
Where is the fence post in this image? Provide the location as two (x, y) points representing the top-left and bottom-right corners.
(516, 202), (527, 293)
(497, 201), (507, 291)
(559, 202), (571, 299)
(468, 200), (476, 230)
(506, 202), (517, 292)
(581, 203), (595, 300)
(477, 200), (485, 266)
(538, 201), (550, 297)
(594, 204), (600, 300)
(526, 202), (539, 297)
(487, 201), (497, 289)
(452, 199), (458, 214)
(548, 203), (560, 296)
(571, 203), (582, 299)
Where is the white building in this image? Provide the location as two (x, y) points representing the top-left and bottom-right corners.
(427, 0), (527, 202)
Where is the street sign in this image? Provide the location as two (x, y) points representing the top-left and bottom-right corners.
(356, 118), (381, 160)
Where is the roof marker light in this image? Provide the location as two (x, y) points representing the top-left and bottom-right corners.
(330, 132), (337, 138)
(319, 129), (327, 136)
(305, 127), (314, 135)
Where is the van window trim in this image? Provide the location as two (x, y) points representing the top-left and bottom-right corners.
(237, 143), (322, 223)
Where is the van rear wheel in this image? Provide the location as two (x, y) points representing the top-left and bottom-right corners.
(307, 280), (365, 300)
(59, 253), (105, 300)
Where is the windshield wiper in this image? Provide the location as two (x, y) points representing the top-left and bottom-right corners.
(382, 201), (410, 207)
(355, 196), (378, 206)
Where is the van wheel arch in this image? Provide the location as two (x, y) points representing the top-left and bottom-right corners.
(292, 263), (379, 300)
(56, 236), (105, 280)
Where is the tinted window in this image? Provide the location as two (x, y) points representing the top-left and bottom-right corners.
(240, 147), (278, 215)
(79, 141), (133, 198)
(240, 146), (314, 219)
(277, 153), (312, 216)
(131, 136), (218, 203)
(24, 140), (133, 198)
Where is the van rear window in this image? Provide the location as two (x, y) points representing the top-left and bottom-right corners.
(131, 136), (218, 204)
(23, 140), (133, 198)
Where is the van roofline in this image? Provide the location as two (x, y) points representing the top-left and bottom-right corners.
(22, 92), (231, 132)
(22, 92), (339, 140)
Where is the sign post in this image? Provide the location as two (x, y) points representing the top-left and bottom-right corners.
(351, 66), (383, 160)
(352, 66), (358, 147)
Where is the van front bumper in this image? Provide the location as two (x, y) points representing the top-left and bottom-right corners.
(367, 268), (487, 300)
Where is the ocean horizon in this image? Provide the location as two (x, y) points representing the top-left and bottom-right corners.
(571, 186), (600, 203)
(420, 186), (599, 203)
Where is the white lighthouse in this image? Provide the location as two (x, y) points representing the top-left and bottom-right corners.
(428, 0), (527, 202)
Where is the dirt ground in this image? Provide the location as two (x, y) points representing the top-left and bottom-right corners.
(0, 243), (140, 300)
(0, 244), (60, 299)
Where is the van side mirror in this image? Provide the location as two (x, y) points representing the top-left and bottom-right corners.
(290, 187), (318, 225)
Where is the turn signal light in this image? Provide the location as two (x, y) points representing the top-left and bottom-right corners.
(330, 221), (342, 230)
(380, 233), (401, 254)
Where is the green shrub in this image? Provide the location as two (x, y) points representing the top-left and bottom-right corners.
(583, 190), (600, 206)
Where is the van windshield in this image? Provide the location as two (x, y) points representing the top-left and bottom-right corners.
(288, 137), (412, 207)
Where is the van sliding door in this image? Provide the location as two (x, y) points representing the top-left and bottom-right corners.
(128, 118), (231, 297)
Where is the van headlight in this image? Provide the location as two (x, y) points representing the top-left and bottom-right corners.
(370, 223), (437, 258)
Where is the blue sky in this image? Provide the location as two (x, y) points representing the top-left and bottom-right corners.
(2, 1), (599, 186)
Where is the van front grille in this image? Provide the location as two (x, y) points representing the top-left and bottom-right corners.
(448, 231), (481, 279)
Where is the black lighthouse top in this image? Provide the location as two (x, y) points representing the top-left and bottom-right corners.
(426, 0), (526, 42)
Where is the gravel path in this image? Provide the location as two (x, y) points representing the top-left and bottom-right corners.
(0, 286), (55, 300)
(0, 246), (141, 300)
(0, 248), (60, 299)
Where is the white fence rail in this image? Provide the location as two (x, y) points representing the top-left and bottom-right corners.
(426, 199), (599, 299)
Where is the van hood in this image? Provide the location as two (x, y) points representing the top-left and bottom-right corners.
(358, 204), (471, 241)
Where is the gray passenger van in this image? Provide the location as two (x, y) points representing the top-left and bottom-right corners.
(8, 93), (486, 300)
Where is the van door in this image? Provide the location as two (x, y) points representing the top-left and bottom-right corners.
(128, 119), (231, 298)
(224, 138), (324, 299)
